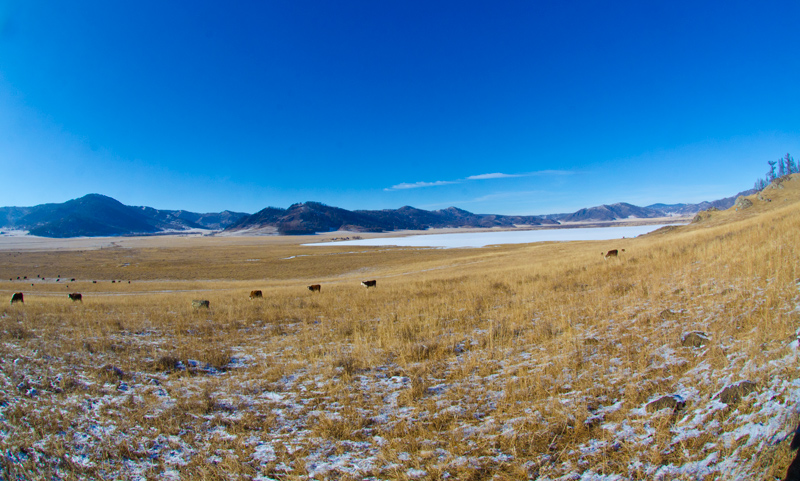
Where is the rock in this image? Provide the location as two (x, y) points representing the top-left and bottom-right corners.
(734, 196), (753, 211)
(692, 207), (719, 223)
(681, 331), (709, 347)
(717, 380), (757, 405)
(768, 178), (786, 189)
(692, 210), (715, 223)
(646, 394), (687, 413)
(659, 309), (679, 320)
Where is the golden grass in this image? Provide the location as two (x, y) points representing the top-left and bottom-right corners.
(1, 175), (800, 479)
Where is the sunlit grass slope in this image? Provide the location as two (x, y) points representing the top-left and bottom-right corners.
(1, 174), (799, 479)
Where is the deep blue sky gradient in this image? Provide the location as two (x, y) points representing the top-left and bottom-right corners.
(1, 1), (798, 214)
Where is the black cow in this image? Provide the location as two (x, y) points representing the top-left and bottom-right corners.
(192, 299), (210, 309)
(249, 290), (263, 299)
(308, 284), (321, 292)
(68, 293), (83, 302)
(10, 292), (23, 304)
(361, 280), (377, 288)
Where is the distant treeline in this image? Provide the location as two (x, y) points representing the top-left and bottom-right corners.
(754, 153), (797, 190)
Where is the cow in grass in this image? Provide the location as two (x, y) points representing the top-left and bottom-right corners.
(308, 284), (321, 293)
(249, 290), (263, 300)
(192, 299), (210, 309)
(361, 280), (377, 288)
(10, 292), (23, 305)
(603, 249), (625, 259)
(68, 293), (83, 302)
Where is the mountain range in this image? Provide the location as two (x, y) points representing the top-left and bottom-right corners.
(0, 189), (756, 238)
(226, 202), (559, 235)
(0, 194), (247, 238)
(542, 188), (755, 223)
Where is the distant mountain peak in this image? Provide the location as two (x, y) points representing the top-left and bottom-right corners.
(0, 194), (248, 237)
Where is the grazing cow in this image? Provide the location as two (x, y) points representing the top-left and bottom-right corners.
(68, 293), (83, 302)
(71, 278), (76, 282)
(192, 299), (210, 309)
(10, 292), (23, 304)
(92, 281), (97, 284)
(603, 249), (626, 259)
(249, 290), (263, 300)
(361, 280), (377, 288)
(308, 284), (321, 292)
(786, 422), (800, 481)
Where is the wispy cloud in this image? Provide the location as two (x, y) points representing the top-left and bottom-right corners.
(385, 169), (576, 191)
(466, 172), (521, 180)
(385, 180), (459, 190)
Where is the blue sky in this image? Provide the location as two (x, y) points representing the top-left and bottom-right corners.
(1, 1), (798, 215)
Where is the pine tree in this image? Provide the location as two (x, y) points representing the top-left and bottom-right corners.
(778, 156), (787, 177)
(785, 153), (797, 175)
(767, 160), (777, 182)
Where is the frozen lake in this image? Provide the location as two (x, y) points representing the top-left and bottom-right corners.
(308, 224), (678, 248)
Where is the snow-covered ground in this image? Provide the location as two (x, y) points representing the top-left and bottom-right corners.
(308, 224), (678, 248)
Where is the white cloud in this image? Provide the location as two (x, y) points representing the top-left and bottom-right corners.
(466, 172), (519, 180)
(385, 169), (577, 191)
(384, 180), (458, 191)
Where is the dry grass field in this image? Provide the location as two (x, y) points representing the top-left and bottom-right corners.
(2, 175), (800, 480)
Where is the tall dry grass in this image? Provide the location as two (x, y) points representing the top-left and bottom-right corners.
(1, 175), (800, 479)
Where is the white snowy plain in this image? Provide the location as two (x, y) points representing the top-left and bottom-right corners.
(308, 224), (677, 248)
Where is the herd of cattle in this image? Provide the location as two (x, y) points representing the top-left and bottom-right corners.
(4, 251), (624, 307)
(6, 250), (625, 307)
(8, 292), (83, 305)
(191, 279), (379, 309)
(7, 279), (379, 307)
